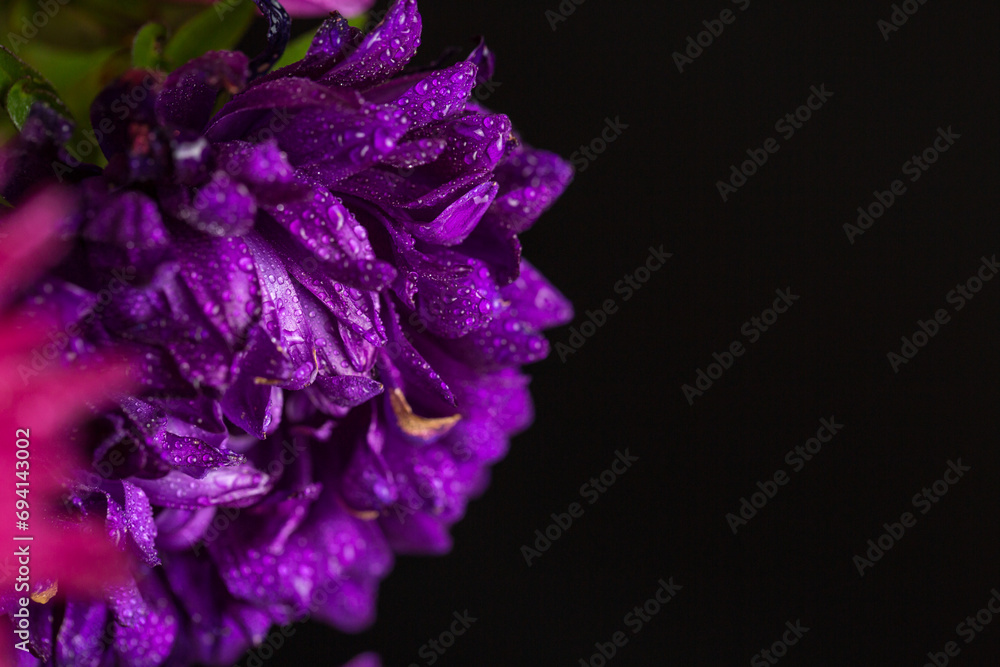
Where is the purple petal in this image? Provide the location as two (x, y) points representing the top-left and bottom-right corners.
(210, 500), (392, 631)
(450, 313), (550, 370)
(466, 38), (496, 85)
(176, 234), (260, 348)
(414, 251), (502, 338)
(367, 61), (477, 127)
(377, 298), (454, 405)
(56, 601), (109, 667)
(214, 140), (310, 204)
(284, 105), (410, 184)
(130, 465), (272, 509)
(113, 574), (178, 667)
(490, 146), (574, 233)
(261, 186), (396, 290)
(379, 507), (452, 555)
(155, 507), (217, 551)
(82, 188), (171, 272)
(206, 77), (345, 143)
(122, 481), (161, 567)
(244, 228), (378, 377)
(378, 137), (447, 170)
(221, 327), (291, 438)
(500, 259), (574, 330)
(320, 0), (421, 88)
(340, 414), (397, 511)
(313, 375), (385, 411)
(156, 51), (249, 132)
(406, 112), (512, 189)
(403, 181), (497, 246)
(90, 70), (164, 160)
(169, 171), (258, 237)
(456, 210), (522, 286)
(341, 653), (383, 667)
(102, 263), (233, 390)
(308, 14), (363, 59)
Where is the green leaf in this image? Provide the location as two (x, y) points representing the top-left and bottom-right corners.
(0, 45), (72, 130)
(15, 42), (120, 136)
(5, 79), (63, 128)
(133, 22), (167, 70)
(163, 0), (255, 70)
(348, 13), (370, 30)
(272, 28), (318, 70)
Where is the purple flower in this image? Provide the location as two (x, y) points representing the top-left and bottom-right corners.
(1, 0), (572, 663)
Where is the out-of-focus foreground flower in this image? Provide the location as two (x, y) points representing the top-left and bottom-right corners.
(0, 190), (135, 663)
(0, 0), (573, 664)
(181, 0), (374, 17)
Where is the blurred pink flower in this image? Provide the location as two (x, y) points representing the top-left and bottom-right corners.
(0, 190), (133, 627)
(184, 0), (374, 18)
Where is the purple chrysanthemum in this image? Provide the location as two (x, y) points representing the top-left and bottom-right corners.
(0, 0), (572, 664)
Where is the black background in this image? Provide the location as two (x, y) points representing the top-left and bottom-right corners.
(256, 0), (1000, 665)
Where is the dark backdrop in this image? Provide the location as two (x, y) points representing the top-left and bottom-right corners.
(254, 0), (1000, 664)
